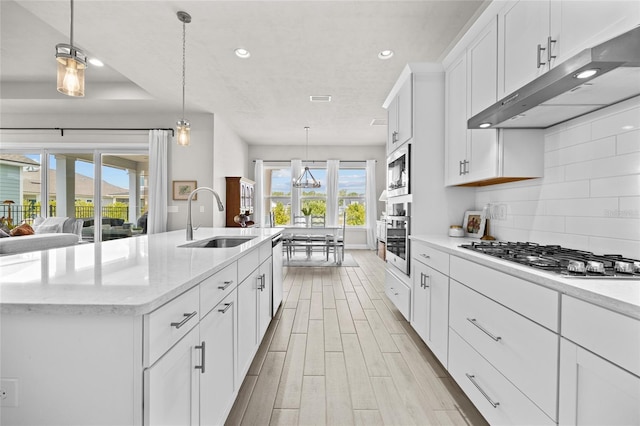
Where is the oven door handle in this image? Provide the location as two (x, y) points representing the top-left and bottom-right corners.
(386, 216), (410, 221)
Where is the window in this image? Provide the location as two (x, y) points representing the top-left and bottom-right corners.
(338, 168), (366, 227)
(299, 168), (327, 218)
(265, 165), (291, 225)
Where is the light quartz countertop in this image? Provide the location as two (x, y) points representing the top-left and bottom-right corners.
(0, 228), (282, 316)
(411, 234), (640, 320)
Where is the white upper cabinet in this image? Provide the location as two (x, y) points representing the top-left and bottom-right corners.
(498, 0), (640, 99)
(445, 53), (469, 186)
(386, 77), (413, 154)
(498, 0), (550, 98)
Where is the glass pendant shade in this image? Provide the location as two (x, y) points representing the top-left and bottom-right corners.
(176, 119), (191, 146)
(55, 48), (86, 97)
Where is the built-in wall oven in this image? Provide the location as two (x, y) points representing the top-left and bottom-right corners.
(385, 201), (410, 275)
(387, 144), (410, 198)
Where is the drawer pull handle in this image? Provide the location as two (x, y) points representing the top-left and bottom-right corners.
(420, 253), (430, 259)
(467, 318), (502, 342)
(421, 272), (430, 289)
(195, 341), (206, 374)
(466, 373), (499, 408)
(218, 302), (233, 314)
(218, 280), (234, 290)
(170, 311), (197, 329)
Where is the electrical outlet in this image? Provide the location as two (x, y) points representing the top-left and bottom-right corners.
(1, 378), (18, 407)
(199, 206), (205, 213)
(496, 204), (508, 220)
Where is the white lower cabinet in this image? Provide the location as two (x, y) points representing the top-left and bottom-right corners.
(385, 267), (411, 321)
(237, 268), (259, 381)
(411, 260), (449, 367)
(143, 324), (200, 426)
(200, 290), (237, 426)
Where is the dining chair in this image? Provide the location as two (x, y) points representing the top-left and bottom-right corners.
(310, 214), (325, 227)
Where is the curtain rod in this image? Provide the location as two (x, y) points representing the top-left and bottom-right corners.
(0, 127), (175, 137)
(253, 159), (376, 163)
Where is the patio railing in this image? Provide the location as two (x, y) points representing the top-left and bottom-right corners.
(0, 204), (131, 225)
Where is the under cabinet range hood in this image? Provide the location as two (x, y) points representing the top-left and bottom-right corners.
(468, 26), (640, 129)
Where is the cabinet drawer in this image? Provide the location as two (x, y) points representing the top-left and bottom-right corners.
(238, 247), (260, 283)
(144, 286), (200, 367)
(259, 241), (272, 264)
(449, 330), (555, 426)
(385, 269), (411, 321)
(412, 240), (449, 275)
(450, 281), (558, 419)
(562, 295), (640, 377)
(450, 256), (559, 331)
(200, 262), (238, 318)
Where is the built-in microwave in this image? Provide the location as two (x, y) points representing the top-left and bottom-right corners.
(385, 201), (410, 275)
(387, 144), (410, 198)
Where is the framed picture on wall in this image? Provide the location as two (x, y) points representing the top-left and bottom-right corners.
(173, 180), (197, 200)
(463, 210), (485, 238)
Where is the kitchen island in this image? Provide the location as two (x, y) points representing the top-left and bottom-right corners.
(0, 227), (282, 426)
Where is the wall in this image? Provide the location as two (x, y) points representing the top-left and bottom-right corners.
(0, 112), (249, 231)
(476, 97), (640, 258)
(248, 144), (387, 248)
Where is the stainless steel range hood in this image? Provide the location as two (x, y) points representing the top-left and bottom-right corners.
(468, 26), (640, 129)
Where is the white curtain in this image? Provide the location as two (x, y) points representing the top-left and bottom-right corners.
(291, 159), (302, 217)
(365, 159), (377, 250)
(254, 160), (265, 226)
(148, 129), (168, 234)
(326, 160), (340, 226)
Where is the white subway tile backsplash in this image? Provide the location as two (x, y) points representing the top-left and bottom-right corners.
(565, 152), (640, 181)
(617, 129), (640, 154)
(476, 99), (640, 259)
(591, 175), (640, 197)
(592, 105), (640, 140)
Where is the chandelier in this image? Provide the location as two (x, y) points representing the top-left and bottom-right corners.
(292, 127), (321, 189)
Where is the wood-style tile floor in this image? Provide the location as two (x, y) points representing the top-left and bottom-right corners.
(225, 250), (488, 426)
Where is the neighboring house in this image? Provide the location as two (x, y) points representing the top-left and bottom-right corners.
(0, 154), (40, 204)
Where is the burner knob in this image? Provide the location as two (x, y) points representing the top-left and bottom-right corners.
(615, 261), (634, 274)
(586, 261), (605, 274)
(567, 260), (586, 273)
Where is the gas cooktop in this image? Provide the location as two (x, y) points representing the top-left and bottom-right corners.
(460, 241), (640, 279)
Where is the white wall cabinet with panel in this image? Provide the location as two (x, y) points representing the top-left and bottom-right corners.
(498, 0), (640, 99)
(445, 16), (543, 187)
(411, 241), (449, 367)
(386, 78), (413, 154)
(559, 295), (640, 425)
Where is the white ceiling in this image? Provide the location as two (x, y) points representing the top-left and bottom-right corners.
(1, 0), (488, 146)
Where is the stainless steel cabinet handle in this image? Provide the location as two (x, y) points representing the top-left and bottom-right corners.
(459, 160), (464, 176)
(420, 253), (430, 259)
(258, 273), (266, 291)
(537, 44), (546, 68)
(170, 311), (197, 329)
(420, 272), (430, 289)
(218, 280), (233, 290)
(464, 160), (470, 175)
(466, 373), (499, 408)
(392, 130), (399, 143)
(195, 341), (206, 374)
(467, 318), (502, 342)
(547, 36), (557, 63)
(218, 302), (233, 314)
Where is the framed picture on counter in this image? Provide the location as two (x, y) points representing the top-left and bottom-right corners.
(173, 180), (197, 200)
(463, 210), (485, 238)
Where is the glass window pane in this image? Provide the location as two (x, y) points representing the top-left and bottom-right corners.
(338, 168), (366, 227)
(267, 167), (291, 197)
(0, 153), (42, 226)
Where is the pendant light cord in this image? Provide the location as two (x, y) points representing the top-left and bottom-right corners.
(305, 126), (310, 165)
(69, 0), (74, 46)
(181, 19), (186, 120)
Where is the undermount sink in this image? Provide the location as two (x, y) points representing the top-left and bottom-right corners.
(179, 236), (256, 248)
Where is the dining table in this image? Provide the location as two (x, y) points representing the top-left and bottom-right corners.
(278, 225), (342, 264)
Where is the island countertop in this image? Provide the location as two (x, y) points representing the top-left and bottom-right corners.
(0, 228), (282, 316)
(410, 234), (640, 320)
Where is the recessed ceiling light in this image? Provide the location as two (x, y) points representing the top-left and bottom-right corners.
(575, 69), (599, 79)
(370, 118), (387, 126)
(479, 122), (492, 128)
(310, 95), (331, 102)
(378, 50), (394, 60)
(88, 58), (104, 67)
(234, 48), (250, 59)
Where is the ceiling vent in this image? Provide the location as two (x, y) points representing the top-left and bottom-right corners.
(310, 95), (332, 102)
(370, 118), (387, 126)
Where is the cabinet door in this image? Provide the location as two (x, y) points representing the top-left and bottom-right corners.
(200, 291), (237, 426)
(498, 0), (550, 97)
(468, 17), (498, 117)
(237, 272), (258, 381)
(551, 0), (640, 66)
(258, 257), (273, 340)
(387, 96), (399, 154)
(411, 261), (449, 367)
(445, 53), (468, 186)
(144, 325), (200, 426)
(397, 77), (413, 146)
(559, 338), (640, 425)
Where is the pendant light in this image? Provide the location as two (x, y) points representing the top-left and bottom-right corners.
(292, 127), (321, 189)
(55, 0), (87, 97)
(176, 11), (192, 146)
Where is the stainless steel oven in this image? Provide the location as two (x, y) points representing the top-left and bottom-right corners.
(387, 144), (410, 197)
(385, 201), (410, 275)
